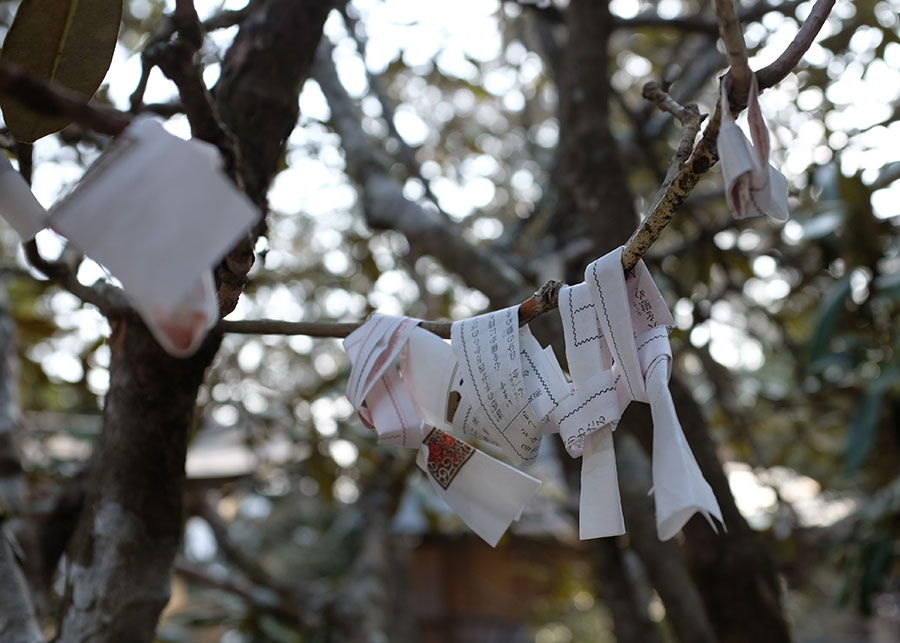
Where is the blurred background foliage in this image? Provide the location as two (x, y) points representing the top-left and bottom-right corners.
(1, 0), (899, 641)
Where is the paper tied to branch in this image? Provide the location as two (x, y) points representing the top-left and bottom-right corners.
(343, 315), (541, 546)
(553, 247), (723, 540)
(450, 306), (570, 466)
(717, 74), (789, 222)
(45, 117), (257, 357)
(0, 152), (50, 240)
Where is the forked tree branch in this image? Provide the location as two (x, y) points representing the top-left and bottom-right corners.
(0, 0), (836, 341)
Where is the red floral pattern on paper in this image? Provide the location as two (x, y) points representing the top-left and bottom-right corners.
(423, 428), (474, 490)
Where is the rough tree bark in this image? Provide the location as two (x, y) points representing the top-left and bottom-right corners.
(0, 292), (42, 643)
(672, 377), (793, 643)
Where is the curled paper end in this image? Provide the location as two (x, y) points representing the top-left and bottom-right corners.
(0, 154), (50, 240)
(137, 271), (218, 357)
(717, 77), (790, 222)
(657, 507), (724, 541)
(649, 377), (724, 540)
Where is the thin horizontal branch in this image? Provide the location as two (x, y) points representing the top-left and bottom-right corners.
(617, 0), (804, 33)
(174, 559), (315, 630)
(220, 279), (564, 339)
(516, 0), (804, 33)
(0, 62), (130, 137)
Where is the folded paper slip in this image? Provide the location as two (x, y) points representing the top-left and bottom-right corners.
(49, 117), (257, 314)
(449, 306), (569, 466)
(0, 152), (49, 240)
(344, 316), (541, 546)
(553, 247), (724, 540)
(717, 75), (789, 221)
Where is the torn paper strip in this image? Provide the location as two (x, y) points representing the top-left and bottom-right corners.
(0, 153), (49, 240)
(717, 75), (789, 221)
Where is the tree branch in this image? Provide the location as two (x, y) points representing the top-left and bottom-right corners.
(620, 1), (805, 32)
(757, 0), (836, 91)
(312, 41), (529, 307)
(715, 0), (752, 101)
(173, 559), (315, 630)
(0, 61), (130, 137)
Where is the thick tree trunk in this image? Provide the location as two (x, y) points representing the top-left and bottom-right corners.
(57, 321), (219, 643)
(0, 293), (41, 643)
(52, 2), (334, 640)
(552, 0), (637, 271)
(671, 377), (793, 643)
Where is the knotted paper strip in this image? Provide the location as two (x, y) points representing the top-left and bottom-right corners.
(344, 315), (541, 546)
(48, 117), (256, 356)
(554, 247), (723, 540)
(0, 153), (49, 240)
(554, 282), (626, 538)
(717, 75), (789, 221)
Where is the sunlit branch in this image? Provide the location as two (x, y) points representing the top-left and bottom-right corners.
(641, 81), (707, 195)
(757, 0), (836, 91)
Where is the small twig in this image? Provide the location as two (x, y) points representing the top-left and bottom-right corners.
(220, 280), (565, 339)
(174, 559), (318, 629)
(24, 240), (131, 317)
(150, 0), (242, 178)
(642, 81), (707, 192)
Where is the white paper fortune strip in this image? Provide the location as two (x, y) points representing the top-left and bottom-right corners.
(717, 75), (789, 222)
(46, 117), (257, 357)
(554, 282), (627, 538)
(450, 307), (569, 466)
(553, 247), (723, 540)
(344, 315), (541, 546)
(137, 271), (219, 358)
(0, 153), (49, 240)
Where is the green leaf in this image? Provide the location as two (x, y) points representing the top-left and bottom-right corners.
(807, 275), (853, 367)
(844, 391), (884, 473)
(844, 367), (900, 472)
(0, 0), (123, 142)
